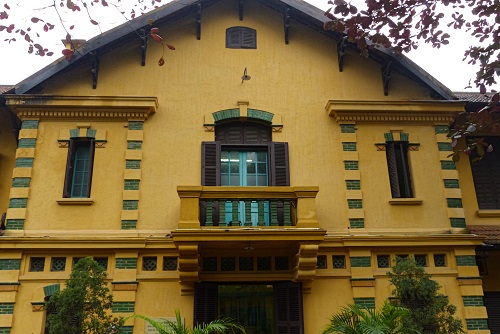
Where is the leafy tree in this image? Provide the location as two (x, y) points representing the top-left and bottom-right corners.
(126, 309), (246, 334)
(45, 256), (122, 334)
(387, 257), (464, 334)
(322, 300), (415, 334)
(324, 0), (499, 92)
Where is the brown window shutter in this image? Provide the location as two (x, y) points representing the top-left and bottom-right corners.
(470, 136), (500, 209)
(274, 282), (304, 334)
(271, 142), (289, 186)
(386, 143), (401, 198)
(484, 292), (500, 333)
(386, 142), (412, 198)
(201, 142), (221, 186)
(194, 283), (218, 327)
(63, 139), (76, 198)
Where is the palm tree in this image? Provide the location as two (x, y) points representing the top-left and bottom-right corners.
(322, 300), (418, 334)
(125, 309), (246, 334)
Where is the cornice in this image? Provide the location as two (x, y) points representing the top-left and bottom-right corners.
(321, 234), (484, 247)
(4, 95), (158, 121)
(326, 100), (466, 123)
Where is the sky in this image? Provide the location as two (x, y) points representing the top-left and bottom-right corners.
(0, 0), (494, 92)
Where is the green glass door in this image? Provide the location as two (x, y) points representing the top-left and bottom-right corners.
(221, 151), (269, 225)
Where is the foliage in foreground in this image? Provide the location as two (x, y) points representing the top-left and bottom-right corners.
(322, 300), (415, 334)
(125, 309), (246, 334)
(388, 257), (464, 334)
(45, 257), (122, 334)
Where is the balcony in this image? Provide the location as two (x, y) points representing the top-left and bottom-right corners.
(177, 186), (319, 229)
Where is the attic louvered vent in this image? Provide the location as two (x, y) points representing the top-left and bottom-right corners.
(226, 27), (256, 49)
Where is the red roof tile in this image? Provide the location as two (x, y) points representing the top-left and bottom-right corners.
(468, 225), (500, 244)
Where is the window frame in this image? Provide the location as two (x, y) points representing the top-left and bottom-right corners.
(226, 26), (257, 49)
(63, 137), (95, 198)
(386, 141), (413, 198)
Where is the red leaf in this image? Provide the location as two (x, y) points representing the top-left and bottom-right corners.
(150, 27), (159, 34)
(24, 33), (30, 42)
(69, 25), (74, 30)
(90, 19), (98, 25)
(31, 17), (41, 23)
(62, 48), (74, 60)
(43, 24), (48, 32)
(166, 44), (175, 50)
(158, 57), (165, 66)
(46, 52), (54, 56)
(4, 4), (10, 9)
(0, 11), (8, 19)
(151, 33), (162, 43)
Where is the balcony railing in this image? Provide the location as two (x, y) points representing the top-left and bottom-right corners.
(177, 186), (319, 229)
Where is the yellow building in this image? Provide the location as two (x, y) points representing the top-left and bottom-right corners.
(0, 0), (497, 333)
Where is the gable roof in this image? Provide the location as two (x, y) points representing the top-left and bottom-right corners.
(14, 0), (455, 99)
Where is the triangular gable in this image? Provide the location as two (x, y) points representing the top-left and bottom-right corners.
(14, 0), (454, 100)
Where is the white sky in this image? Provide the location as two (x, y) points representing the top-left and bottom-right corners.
(0, 0), (495, 92)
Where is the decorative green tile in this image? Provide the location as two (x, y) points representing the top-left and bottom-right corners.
(43, 284), (60, 297)
(438, 142), (453, 151)
(354, 298), (375, 309)
(0, 303), (14, 314)
(463, 296), (484, 306)
(346, 180), (361, 190)
(122, 200), (138, 210)
(349, 218), (364, 228)
(119, 326), (134, 334)
(344, 161), (359, 170)
(121, 220), (137, 230)
(213, 109), (239, 122)
(456, 255), (476, 266)
(127, 141), (142, 150)
(347, 199), (362, 209)
(112, 302), (135, 313)
(342, 142), (357, 151)
(128, 121), (144, 130)
(443, 179), (459, 188)
(447, 198), (463, 208)
(12, 177), (30, 188)
(21, 120), (39, 129)
(441, 161), (456, 170)
(350, 257), (371, 267)
(124, 180), (140, 190)
(435, 125), (449, 134)
(9, 198), (27, 208)
(466, 319), (488, 330)
(18, 138), (36, 148)
(384, 133), (394, 142)
(125, 160), (141, 169)
(0, 259), (20, 270)
(0, 327), (11, 334)
(340, 124), (356, 133)
(6, 220), (24, 230)
(450, 218), (466, 228)
(115, 258), (137, 269)
(248, 109), (274, 122)
(15, 158), (34, 167)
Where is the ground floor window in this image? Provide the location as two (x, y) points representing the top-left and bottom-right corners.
(194, 282), (303, 334)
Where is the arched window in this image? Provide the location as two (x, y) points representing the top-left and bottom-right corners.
(226, 27), (257, 49)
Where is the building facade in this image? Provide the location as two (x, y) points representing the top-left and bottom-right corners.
(0, 0), (497, 333)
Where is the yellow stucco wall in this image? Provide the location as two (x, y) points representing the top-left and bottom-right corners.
(0, 0), (492, 333)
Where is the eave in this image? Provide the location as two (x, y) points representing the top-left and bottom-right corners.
(326, 99), (466, 123)
(12, 0), (456, 100)
(3, 95), (158, 121)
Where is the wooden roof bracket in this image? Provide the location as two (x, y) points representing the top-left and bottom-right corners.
(337, 36), (347, 72)
(381, 59), (392, 96)
(140, 28), (148, 66)
(284, 7), (291, 44)
(239, 0), (244, 20)
(196, 3), (202, 40)
(89, 51), (99, 89)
